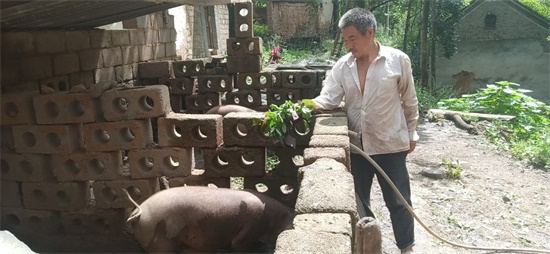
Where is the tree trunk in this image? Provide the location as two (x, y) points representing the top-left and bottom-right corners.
(420, 0), (430, 88)
(430, 0), (437, 90)
(354, 217), (382, 254)
(402, 0), (413, 52)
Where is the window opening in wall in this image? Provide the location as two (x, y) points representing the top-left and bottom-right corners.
(485, 12), (496, 29)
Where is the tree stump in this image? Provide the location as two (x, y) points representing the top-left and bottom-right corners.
(354, 217), (382, 254)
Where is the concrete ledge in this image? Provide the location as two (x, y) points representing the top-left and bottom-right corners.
(303, 147), (346, 167)
(275, 229), (351, 254)
(293, 213), (352, 236)
(312, 116), (348, 136)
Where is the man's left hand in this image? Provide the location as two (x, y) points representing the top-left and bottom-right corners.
(408, 141), (417, 153)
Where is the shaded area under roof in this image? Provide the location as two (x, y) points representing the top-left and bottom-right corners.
(0, 0), (249, 31)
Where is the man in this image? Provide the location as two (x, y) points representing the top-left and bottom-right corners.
(312, 8), (419, 254)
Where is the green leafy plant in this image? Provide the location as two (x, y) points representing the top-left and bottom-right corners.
(255, 99), (314, 147)
(441, 156), (463, 180)
(266, 154), (280, 171)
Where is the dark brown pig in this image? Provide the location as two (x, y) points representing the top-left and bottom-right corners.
(123, 186), (293, 253)
(205, 105), (257, 115)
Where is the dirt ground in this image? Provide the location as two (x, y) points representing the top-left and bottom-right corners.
(371, 119), (550, 254)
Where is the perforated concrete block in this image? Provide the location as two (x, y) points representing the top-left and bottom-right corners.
(202, 146), (266, 177)
(170, 95), (185, 113)
(226, 55), (262, 74)
(281, 70), (317, 89)
(92, 179), (159, 209)
(197, 75), (233, 93)
(270, 146), (305, 177)
(267, 88), (301, 105)
(39, 76), (71, 93)
(101, 85), (171, 121)
(234, 2), (254, 38)
(1, 180), (22, 207)
(226, 37), (263, 56)
(236, 71), (273, 90)
(33, 92), (98, 124)
(1, 207), (60, 236)
(1, 126), (15, 151)
(168, 169), (230, 188)
(82, 119), (154, 152)
(60, 209), (125, 236)
(159, 77), (194, 95)
(12, 124), (83, 154)
(222, 112), (275, 147)
(22, 182), (89, 211)
(0, 153), (54, 182)
(138, 61), (172, 78)
(225, 90), (261, 108)
(1, 91), (38, 125)
(184, 93), (220, 112)
(157, 113), (222, 148)
(173, 60), (205, 77)
(244, 173), (298, 208)
(128, 147), (194, 179)
(301, 87), (322, 99)
(52, 151), (123, 181)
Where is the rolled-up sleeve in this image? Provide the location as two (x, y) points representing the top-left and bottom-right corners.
(398, 55), (419, 142)
(313, 65), (345, 110)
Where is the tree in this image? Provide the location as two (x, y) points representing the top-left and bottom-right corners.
(420, 0), (430, 88)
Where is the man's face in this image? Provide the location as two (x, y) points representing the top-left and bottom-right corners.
(342, 25), (372, 59)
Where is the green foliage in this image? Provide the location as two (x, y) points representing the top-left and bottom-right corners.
(415, 83), (458, 114)
(441, 157), (463, 180)
(438, 81), (550, 169)
(266, 154), (280, 171)
(518, 0), (550, 19)
(255, 100), (314, 147)
(253, 21), (269, 39)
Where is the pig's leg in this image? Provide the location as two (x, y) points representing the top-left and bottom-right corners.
(143, 221), (178, 253)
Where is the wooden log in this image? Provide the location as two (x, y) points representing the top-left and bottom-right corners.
(354, 217), (382, 254)
(428, 109), (515, 121)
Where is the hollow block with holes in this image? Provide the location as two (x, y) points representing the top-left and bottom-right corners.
(301, 87), (322, 99)
(170, 94), (185, 112)
(197, 75), (233, 93)
(0, 153), (54, 182)
(202, 146), (266, 177)
(244, 173), (299, 208)
(173, 60), (205, 77)
(157, 113), (222, 148)
(2, 126), (15, 151)
(223, 112), (276, 147)
(184, 93), (220, 112)
(51, 151), (123, 181)
(138, 61), (172, 78)
(1, 180), (22, 207)
(92, 179), (159, 209)
(226, 37), (263, 56)
(21, 182), (89, 211)
(1, 91), (38, 125)
(32, 92), (98, 124)
(308, 135), (351, 169)
(236, 71), (273, 90)
(226, 55), (262, 74)
(0, 207), (59, 236)
(82, 119), (154, 152)
(266, 88), (301, 105)
(270, 146), (305, 177)
(316, 70), (327, 88)
(271, 70), (283, 88)
(303, 147), (347, 167)
(101, 85), (171, 121)
(234, 2), (254, 38)
(224, 90), (262, 108)
(12, 124), (82, 154)
(60, 209), (125, 236)
(281, 70), (317, 89)
(168, 170), (231, 188)
(159, 77), (194, 95)
(128, 147), (194, 179)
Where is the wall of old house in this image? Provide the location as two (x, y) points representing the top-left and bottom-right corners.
(267, 0), (333, 37)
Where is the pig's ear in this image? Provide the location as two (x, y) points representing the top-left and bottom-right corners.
(284, 135), (296, 148)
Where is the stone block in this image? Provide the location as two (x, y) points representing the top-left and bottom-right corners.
(22, 182), (89, 211)
(89, 29), (113, 48)
(0, 153), (54, 182)
(184, 93), (221, 112)
(12, 124), (83, 154)
(138, 61), (172, 78)
(69, 71), (95, 87)
(20, 56), (53, 81)
(1, 126), (15, 151)
(52, 151), (123, 181)
(293, 213), (353, 236)
(139, 44), (154, 62)
(101, 85), (171, 121)
(281, 70), (317, 89)
(39, 76), (71, 93)
(170, 94), (185, 112)
(121, 46), (139, 65)
(313, 116), (348, 136)
(53, 53), (80, 76)
(222, 112), (275, 147)
(275, 229), (351, 254)
(94, 67), (116, 83)
(82, 119), (154, 152)
(267, 88), (301, 105)
(140, 29), (158, 44)
(173, 60), (206, 77)
(154, 43), (166, 59)
(234, 2), (254, 38)
(165, 42), (177, 58)
(101, 48), (123, 68)
(303, 147), (347, 167)
(157, 113), (222, 148)
(1, 32), (34, 57)
(128, 30), (143, 44)
(159, 77), (194, 95)
(65, 30), (90, 51)
(202, 146), (266, 177)
(128, 147), (194, 179)
(226, 37), (263, 56)
(92, 179), (159, 209)
(111, 30), (130, 46)
(1, 180), (22, 207)
(33, 92), (99, 124)
(169, 169), (230, 188)
(236, 71), (273, 90)
(244, 173), (298, 208)
(1, 91), (38, 125)
(295, 158), (356, 215)
(60, 209), (125, 236)
(308, 135), (350, 168)
(115, 65), (133, 82)
(79, 49), (102, 71)
(197, 75), (233, 93)
(225, 90), (262, 108)
(1, 207), (60, 236)
(226, 55), (262, 74)
(35, 31), (65, 54)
